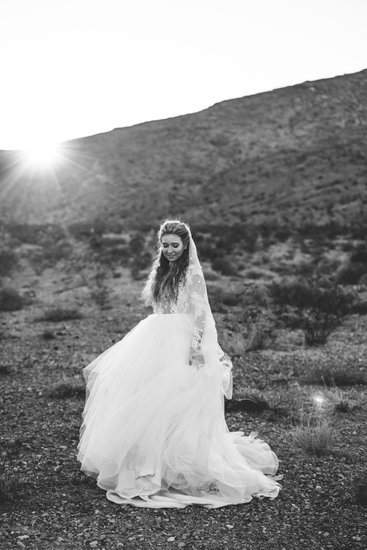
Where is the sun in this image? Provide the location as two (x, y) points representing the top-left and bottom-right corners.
(22, 140), (62, 169)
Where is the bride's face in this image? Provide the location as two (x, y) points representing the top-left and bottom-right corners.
(161, 233), (185, 262)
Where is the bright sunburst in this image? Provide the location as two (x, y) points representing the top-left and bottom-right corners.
(22, 141), (62, 169)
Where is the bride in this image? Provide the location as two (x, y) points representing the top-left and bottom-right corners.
(77, 219), (281, 508)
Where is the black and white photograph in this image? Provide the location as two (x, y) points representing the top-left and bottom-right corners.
(1, 0), (367, 548)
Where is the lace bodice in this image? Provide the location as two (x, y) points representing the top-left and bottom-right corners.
(152, 268), (206, 338)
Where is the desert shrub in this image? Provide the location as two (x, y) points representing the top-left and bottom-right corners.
(0, 248), (17, 276)
(223, 332), (247, 357)
(243, 311), (276, 351)
(302, 364), (367, 387)
(242, 267), (277, 280)
(350, 299), (367, 315)
(211, 257), (238, 276)
(225, 393), (270, 413)
(203, 269), (220, 281)
(196, 240), (220, 261)
(337, 262), (366, 285)
(207, 285), (227, 313)
(6, 222), (64, 245)
(268, 274), (354, 345)
(0, 287), (24, 311)
(129, 232), (152, 279)
(47, 381), (85, 399)
(89, 270), (112, 309)
(350, 245), (367, 265)
(91, 285), (111, 309)
(0, 364), (11, 375)
(358, 274), (367, 287)
(355, 476), (367, 505)
(35, 307), (83, 322)
(41, 329), (56, 340)
(0, 474), (24, 504)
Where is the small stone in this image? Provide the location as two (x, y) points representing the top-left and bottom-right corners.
(226, 524), (234, 529)
(167, 536), (175, 542)
(89, 541), (98, 548)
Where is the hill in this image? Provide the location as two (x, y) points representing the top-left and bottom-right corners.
(1, 69), (367, 232)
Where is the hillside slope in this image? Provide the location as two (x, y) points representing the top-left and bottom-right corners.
(1, 69), (367, 230)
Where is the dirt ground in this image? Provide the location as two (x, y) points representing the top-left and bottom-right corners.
(1, 264), (367, 549)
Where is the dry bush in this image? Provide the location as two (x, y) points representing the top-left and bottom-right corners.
(355, 476), (367, 505)
(226, 392), (270, 413)
(0, 474), (25, 504)
(128, 232), (153, 280)
(47, 381), (85, 399)
(211, 257), (239, 276)
(41, 329), (56, 340)
(0, 286), (24, 311)
(268, 274), (354, 345)
(242, 267), (277, 281)
(302, 364), (367, 387)
(337, 262), (366, 285)
(89, 269), (112, 309)
(0, 364), (11, 376)
(35, 307), (83, 322)
(0, 248), (17, 276)
(244, 313), (276, 351)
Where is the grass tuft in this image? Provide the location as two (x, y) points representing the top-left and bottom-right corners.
(293, 421), (334, 456)
(292, 405), (334, 456)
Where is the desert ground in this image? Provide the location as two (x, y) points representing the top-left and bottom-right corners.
(1, 229), (367, 550)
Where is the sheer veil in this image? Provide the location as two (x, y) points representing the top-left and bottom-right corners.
(185, 225), (233, 399)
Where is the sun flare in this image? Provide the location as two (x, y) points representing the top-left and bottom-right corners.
(22, 141), (62, 169)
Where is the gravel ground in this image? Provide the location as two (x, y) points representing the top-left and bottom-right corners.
(1, 271), (367, 550)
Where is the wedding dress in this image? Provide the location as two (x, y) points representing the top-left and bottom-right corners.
(77, 230), (281, 508)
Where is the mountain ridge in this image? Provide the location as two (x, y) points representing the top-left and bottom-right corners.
(1, 69), (367, 231)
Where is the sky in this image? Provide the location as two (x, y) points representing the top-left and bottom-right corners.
(1, 0), (367, 150)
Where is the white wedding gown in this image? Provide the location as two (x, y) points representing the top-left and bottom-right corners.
(77, 270), (281, 508)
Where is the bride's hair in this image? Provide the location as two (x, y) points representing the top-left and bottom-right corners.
(142, 219), (190, 305)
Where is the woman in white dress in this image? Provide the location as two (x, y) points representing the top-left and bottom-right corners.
(77, 219), (281, 508)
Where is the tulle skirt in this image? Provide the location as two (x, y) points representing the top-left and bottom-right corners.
(77, 313), (281, 508)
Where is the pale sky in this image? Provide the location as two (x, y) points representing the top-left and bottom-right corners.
(1, 0), (366, 150)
